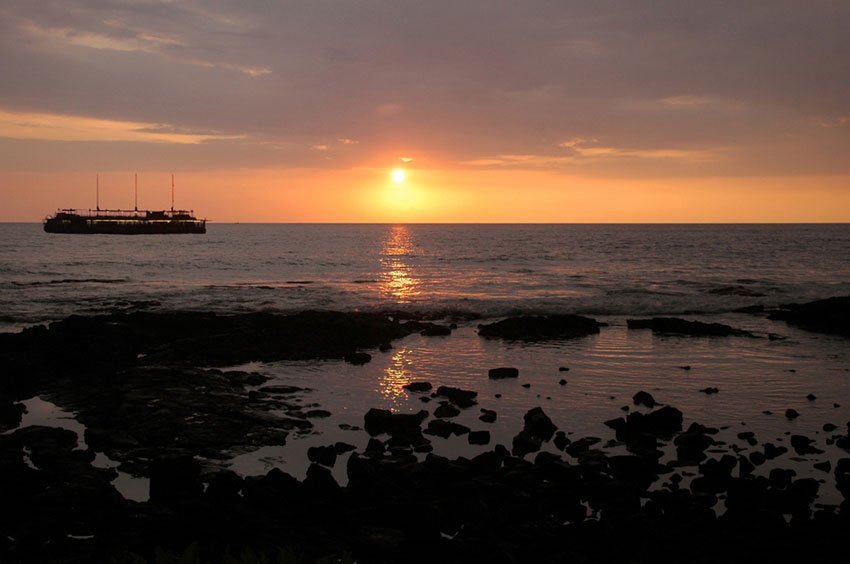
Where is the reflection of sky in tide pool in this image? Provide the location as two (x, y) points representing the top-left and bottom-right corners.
(227, 317), (850, 505)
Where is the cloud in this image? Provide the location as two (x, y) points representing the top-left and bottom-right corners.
(0, 0), (848, 177)
(0, 108), (244, 144)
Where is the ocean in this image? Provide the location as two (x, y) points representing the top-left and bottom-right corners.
(2, 223), (849, 330)
(4, 223), (850, 502)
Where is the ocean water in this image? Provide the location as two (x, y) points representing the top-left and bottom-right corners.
(3, 223), (850, 504)
(1, 223), (849, 330)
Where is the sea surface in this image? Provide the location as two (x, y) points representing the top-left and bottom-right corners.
(2, 223), (849, 329)
(3, 223), (850, 504)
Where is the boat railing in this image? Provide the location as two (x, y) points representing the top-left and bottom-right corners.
(52, 208), (202, 220)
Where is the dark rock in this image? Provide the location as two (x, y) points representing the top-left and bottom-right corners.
(768, 296), (850, 336)
(0, 402), (25, 431)
(521, 383), (531, 388)
(814, 461), (832, 473)
(680, 365), (692, 370)
(565, 437), (601, 457)
(626, 317), (756, 337)
(149, 456), (203, 503)
(403, 381), (433, 393)
(364, 438), (385, 457)
(478, 409), (497, 423)
(363, 408), (427, 439)
(559, 366), (570, 372)
(553, 431), (571, 451)
(478, 314), (603, 341)
(468, 430), (491, 445)
(379, 342), (393, 352)
(304, 409), (331, 418)
(434, 403), (461, 418)
(344, 351), (372, 365)
(763, 443), (788, 460)
(675, 432), (715, 463)
(420, 325), (452, 337)
(806, 393), (817, 401)
(785, 408), (800, 420)
(687, 422), (719, 435)
(334, 441), (357, 454)
(488, 367), (519, 379)
(700, 387), (719, 395)
(424, 419), (469, 438)
(823, 423), (838, 432)
(633, 390), (657, 408)
(523, 407), (557, 441)
(205, 470), (243, 501)
(512, 430), (543, 457)
(790, 435), (824, 455)
(559, 378), (567, 386)
(738, 456), (755, 478)
(435, 386), (478, 408)
(307, 445), (338, 467)
(749, 451), (767, 466)
(303, 463), (340, 492)
(769, 468), (796, 489)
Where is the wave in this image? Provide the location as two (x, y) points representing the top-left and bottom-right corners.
(11, 278), (127, 287)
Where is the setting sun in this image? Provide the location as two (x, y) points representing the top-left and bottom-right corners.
(391, 168), (406, 183)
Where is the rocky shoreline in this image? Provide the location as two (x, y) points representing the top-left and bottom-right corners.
(1, 300), (849, 563)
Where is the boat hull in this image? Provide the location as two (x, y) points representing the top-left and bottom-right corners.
(44, 218), (206, 234)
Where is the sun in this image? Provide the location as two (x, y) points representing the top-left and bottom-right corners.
(391, 168), (406, 183)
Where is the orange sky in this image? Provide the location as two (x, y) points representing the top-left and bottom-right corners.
(4, 168), (849, 223)
(0, 2), (848, 222)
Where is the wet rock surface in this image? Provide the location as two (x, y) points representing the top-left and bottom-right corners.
(627, 317), (757, 337)
(3, 312), (850, 563)
(768, 296), (850, 336)
(477, 314), (604, 340)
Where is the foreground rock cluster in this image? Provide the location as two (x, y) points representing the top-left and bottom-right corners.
(1, 304), (849, 563)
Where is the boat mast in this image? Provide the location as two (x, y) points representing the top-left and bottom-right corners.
(96, 173), (100, 211)
(134, 173), (138, 211)
(171, 174), (175, 212)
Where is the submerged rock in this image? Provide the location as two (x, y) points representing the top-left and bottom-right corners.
(434, 385), (478, 408)
(477, 314), (604, 341)
(488, 367), (519, 379)
(768, 296), (850, 336)
(627, 317), (756, 337)
(403, 381), (433, 393)
(633, 390), (657, 408)
(363, 409), (428, 439)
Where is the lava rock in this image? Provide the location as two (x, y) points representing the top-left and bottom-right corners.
(435, 386), (478, 408)
(434, 403), (461, 418)
(626, 317), (756, 337)
(307, 445), (338, 467)
(363, 408), (428, 439)
(478, 314), (603, 341)
(523, 407), (557, 441)
(768, 296), (850, 336)
(424, 419), (470, 439)
(149, 456), (203, 503)
(403, 381), (433, 393)
(633, 390), (657, 408)
(489, 367), (519, 379)
(344, 351), (372, 365)
(468, 430), (491, 445)
(479, 409), (497, 423)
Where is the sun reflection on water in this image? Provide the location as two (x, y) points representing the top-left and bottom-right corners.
(380, 225), (421, 303)
(378, 348), (415, 408)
